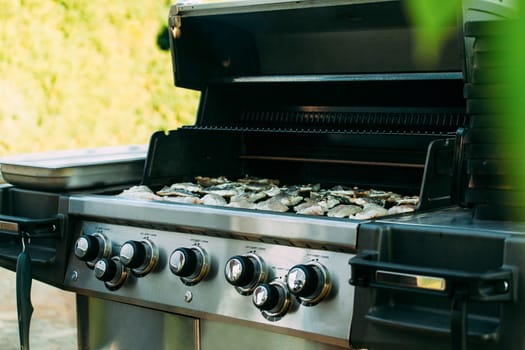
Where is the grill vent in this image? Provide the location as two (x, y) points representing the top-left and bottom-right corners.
(196, 110), (468, 134)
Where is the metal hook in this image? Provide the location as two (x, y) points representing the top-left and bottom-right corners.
(21, 233), (30, 253)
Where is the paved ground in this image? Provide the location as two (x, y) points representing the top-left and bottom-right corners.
(0, 268), (77, 349)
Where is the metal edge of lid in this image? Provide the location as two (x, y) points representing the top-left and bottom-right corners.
(68, 195), (359, 249)
(373, 207), (525, 236)
(172, 0), (396, 17)
(226, 72), (465, 84)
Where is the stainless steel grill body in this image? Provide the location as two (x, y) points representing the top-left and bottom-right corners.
(64, 196), (357, 349)
(0, 1), (521, 350)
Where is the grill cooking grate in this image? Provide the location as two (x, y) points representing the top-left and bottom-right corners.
(191, 109), (468, 135)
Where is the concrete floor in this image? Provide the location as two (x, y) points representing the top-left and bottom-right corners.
(0, 268), (77, 350)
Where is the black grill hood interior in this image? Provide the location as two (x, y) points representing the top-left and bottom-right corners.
(168, 0), (465, 90)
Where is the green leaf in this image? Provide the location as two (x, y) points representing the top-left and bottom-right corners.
(404, 0), (463, 66)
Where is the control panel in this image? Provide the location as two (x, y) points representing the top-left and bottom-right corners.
(65, 221), (355, 343)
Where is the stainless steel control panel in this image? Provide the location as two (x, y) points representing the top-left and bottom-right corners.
(64, 221), (355, 347)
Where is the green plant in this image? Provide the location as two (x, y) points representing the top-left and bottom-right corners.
(0, 0), (199, 155)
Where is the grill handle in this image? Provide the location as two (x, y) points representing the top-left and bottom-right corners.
(350, 251), (514, 350)
(350, 250), (514, 302)
(0, 214), (63, 264)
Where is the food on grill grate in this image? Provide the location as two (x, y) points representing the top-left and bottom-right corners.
(117, 177), (418, 219)
(327, 204), (362, 218)
(201, 193), (227, 206)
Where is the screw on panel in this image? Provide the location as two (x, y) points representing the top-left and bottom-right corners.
(184, 291), (193, 303)
(70, 271), (78, 282)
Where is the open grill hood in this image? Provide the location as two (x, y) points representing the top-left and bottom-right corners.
(168, 0), (464, 89)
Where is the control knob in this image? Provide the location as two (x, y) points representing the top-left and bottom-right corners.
(224, 253), (268, 294)
(169, 246), (210, 285)
(94, 257), (129, 290)
(286, 261), (331, 306)
(252, 281), (291, 320)
(74, 233), (112, 267)
(119, 239), (159, 276)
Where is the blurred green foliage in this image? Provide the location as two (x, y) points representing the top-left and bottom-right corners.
(0, 0), (199, 155)
(405, 0), (461, 65)
(407, 0), (524, 212)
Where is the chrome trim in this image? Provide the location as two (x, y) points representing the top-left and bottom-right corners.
(0, 220), (18, 232)
(84, 232), (112, 268)
(96, 232), (112, 261)
(295, 261), (332, 306)
(173, 0), (397, 17)
(375, 270), (446, 292)
(177, 245), (210, 286)
(257, 280), (292, 321)
(228, 72), (464, 84)
(131, 239), (159, 277)
(232, 253), (268, 295)
(104, 256), (129, 291)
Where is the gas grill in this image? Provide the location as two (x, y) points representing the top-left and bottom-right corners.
(0, 1), (523, 350)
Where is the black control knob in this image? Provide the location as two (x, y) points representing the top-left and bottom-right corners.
(74, 233), (111, 265)
(252, 281), (292, 320)
(119, 240), (146, 268)
(119, 239), (159, 276)
(287, 264), (319, 297)
(286, 262), (331, 306)
(224, 255), (254, 286)
(253, 283), (280, 311)
(74, 235), (100, 261)
(169, 246), (210, 285)
(224, 253), (267, 294)
(94, 257), (129, 290)
(94, 258), (117, 282)
(170, 248), (197, 277)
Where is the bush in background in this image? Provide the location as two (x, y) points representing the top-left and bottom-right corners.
(0, 0), (199, 155)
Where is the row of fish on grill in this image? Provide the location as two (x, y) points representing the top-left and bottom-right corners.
(118, 176), (418, 219)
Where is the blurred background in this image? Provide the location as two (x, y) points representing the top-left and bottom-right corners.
(0, 0), (199, 156)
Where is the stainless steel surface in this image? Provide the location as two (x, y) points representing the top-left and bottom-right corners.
(65, 220), (355, 347)
(174, 0), (395, 17)
(227, 72), (465, 84)
(0, 145), (147, 190)
(199, 318), (348, 350)
(67, 195), (359, 249)
(76, 295), (197, 350)
(78, 294), (349, 350)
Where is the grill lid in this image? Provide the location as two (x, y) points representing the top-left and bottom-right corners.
(169, 0), (464, 90)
